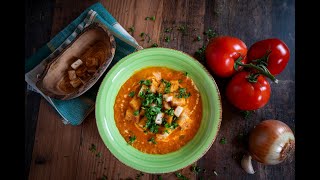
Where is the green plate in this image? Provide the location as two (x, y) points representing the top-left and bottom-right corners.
(96, 48), (222, 173)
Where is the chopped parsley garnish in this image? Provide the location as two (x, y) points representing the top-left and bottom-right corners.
(128, 91), (135, 97)
(128, 135), (136, 144)
(171, 122), (179, 129)
(138, 91), (144, 98)
(178, 79), (182, 83)
(149, 124), (159, 133)
(220, 137), (227, 144)
(177, 87), (191, 98)
(173, 115), (178, 121)
(165, 129), (170, 134)
(165, 121), (179, 129)
(139, 79), (151, 86)
(164, 27), (173, 33)
(141, 92), (162, 107)
(164, 108), (174, 116)
(174, 172), (189, 180)
(133, 110), (139, 116)
(164, 36), (170, 42)
(140, 91), (163, 133)
(135, 78), (185, 134)
(161, 79), (171, 93)
(148, 137), (157, 144)
(184, 72), (188, 76)
(89, 144), (97, 152)
(164, 123), (170, 128)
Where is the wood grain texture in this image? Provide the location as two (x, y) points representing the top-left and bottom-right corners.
(25, 0), (55, 178)
(26, 0), (295, 179)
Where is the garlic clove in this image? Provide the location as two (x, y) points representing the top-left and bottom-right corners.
(241, 154), (255, 174)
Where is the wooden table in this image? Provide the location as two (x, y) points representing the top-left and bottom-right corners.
(25, 0), (295, 179)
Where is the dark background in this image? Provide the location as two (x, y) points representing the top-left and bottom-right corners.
(25, 0), (295, 179)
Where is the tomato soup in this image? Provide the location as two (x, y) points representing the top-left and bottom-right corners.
(114, 67), (202, 154)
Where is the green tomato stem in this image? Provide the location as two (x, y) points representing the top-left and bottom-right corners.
(235, 59), (278, 83)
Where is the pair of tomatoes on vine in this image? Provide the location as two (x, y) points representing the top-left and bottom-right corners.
(205, 36), (290, 111)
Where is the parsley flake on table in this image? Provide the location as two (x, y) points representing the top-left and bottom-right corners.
(96, 152), (102, 158)
(89, 144), (97, 152)
(196, 35), (201, 41)
(151, 43), (159, 47)
(174, 172), (189, 180)
(128, 26), (135, 34)
(164, 27), (173, 33)
(145, 16), (156, 21)
(220, 137), (227, 144)
(139, 32), (145, 37)
(203, 28), (217, 39)
(177, 25), (187, 35)
(194, 45), (206, 62)
(136, 172), (144, 180)
(191, 164), (201, 174)
(241, 110), (253, 119)
(101, 174), (108, 180)
(164, 36), (170, 42)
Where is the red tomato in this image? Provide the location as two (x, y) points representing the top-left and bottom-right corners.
(226, 71), (271, 110)
(247, 38), (290, 75)
(205, 36), (247, 77)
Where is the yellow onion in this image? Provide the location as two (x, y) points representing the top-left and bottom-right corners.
(248, 119), (295, 165)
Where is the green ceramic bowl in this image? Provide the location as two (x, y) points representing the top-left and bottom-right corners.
(96, 48), (222, 174)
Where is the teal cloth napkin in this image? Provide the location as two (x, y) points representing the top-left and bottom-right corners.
(25, 2), (142, 125)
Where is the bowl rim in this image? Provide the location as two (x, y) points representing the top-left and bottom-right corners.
(95, 47), (222, 173)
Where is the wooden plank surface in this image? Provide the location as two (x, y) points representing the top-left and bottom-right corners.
(26, 0), (295, 179)
(25, 0), (55, 177)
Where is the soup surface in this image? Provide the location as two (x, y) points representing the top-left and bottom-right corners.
(114, 67), (202, 154)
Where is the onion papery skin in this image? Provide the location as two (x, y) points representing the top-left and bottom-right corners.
(248, 120), (295, 165)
